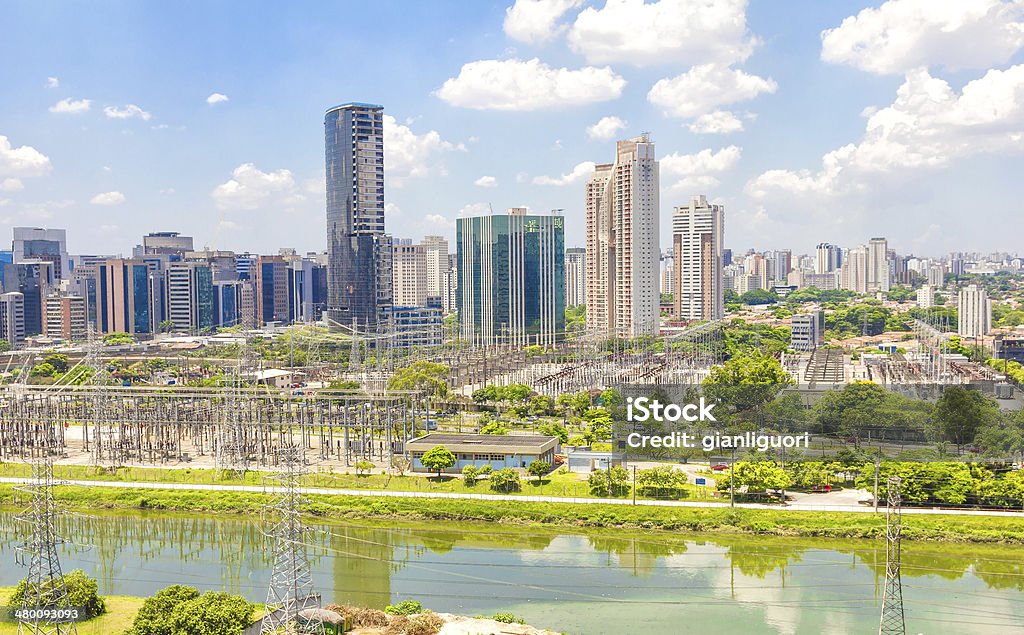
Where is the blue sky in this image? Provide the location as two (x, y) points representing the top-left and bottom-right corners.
(1, 0), (1023, 258)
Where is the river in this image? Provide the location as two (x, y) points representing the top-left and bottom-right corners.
(0, 511), (1021, 634)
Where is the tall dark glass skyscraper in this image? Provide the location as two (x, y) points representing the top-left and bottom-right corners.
(325, 103), (392, 332)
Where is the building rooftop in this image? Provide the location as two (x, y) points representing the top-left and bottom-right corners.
(407, 433), (558, 454)
(325, 102), (384, 114)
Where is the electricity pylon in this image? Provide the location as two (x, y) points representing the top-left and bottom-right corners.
(218, 313), (255, 474)
(879, 476), (905, 635)
(260, 445), (325, 635)
(15, 445), (77, 635)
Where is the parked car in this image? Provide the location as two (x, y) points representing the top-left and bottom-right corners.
(809, 484), (833, 493)
(711, 463), (729, 471)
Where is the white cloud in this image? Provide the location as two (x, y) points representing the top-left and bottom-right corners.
(688, 110), (745, 134)
(18, 199), (73, 221)
(0, 178), (23, 192)
(384, 115), (465, 187)
(747, 65), (1024, 198)
(821, 0), (1024, 75)
(474, 175), (498, 187)
(673, 175), (722, 191)
(662, 146), (742, 177)
(0, 136), (52, 177)
(48, 98), (91, 114)
(425, 213), (455, 229)
(46, 77), (59, 88)
(532, 161), (595, 185)
(206, 92), (230, 105)
(648, 64), (776, 123)
(504, 0), (583, 43)
(568, 0), (757, 66)
(89, 191), (125, 205)
(458, 202), (492, 217)
(586, 115), (627, 141)
(159, 188), (175, 195)
(211, 163), (295, 210)
(103, 104), (151, 121)
(436, 58), (626, 111)
(385, 202), (401, 215)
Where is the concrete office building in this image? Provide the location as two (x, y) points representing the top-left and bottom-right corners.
(325, 102), (392, 332)
(98, 259), (154, 336)
(287, 259), (328, 323)
(958, 284), (991, 339)
(391, 306), (443, 348)
(134, 232), (194, 257)
(457, 208), (565, 347)
(672, 195), (724, 321)
(421, 235), (448, 307)
(585, 135), (660, 338)
(255, 255), (289, 325)
(791, 311), (825, 351)
(13, 227), (69, 281)
(565, 247), (586, 308)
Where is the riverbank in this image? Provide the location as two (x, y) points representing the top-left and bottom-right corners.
(2, 483), (1022, 543)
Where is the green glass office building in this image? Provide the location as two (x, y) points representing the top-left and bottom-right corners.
(457, 208), (565, 347)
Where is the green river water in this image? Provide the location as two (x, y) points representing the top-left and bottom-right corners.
(0, 511), (1022, 634)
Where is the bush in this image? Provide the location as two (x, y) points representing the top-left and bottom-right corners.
(492, 613), (523, 624)
(127, 585), (252, 635)
(462, 465), (479, 486)
(325, 604), (389, 628)
(478, 464), (493, 476)
(489, 468), (521, 493)
(10, 570), (106, 620)
(354, 460), (374, 476)
(385, 599), (424, 616)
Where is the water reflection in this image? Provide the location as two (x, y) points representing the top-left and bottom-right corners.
(0, 511), (1021, 634)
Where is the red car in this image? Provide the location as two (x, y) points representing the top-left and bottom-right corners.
(711, 463), (729, 471)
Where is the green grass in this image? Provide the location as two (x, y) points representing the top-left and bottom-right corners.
(1, 483), (1022, 544)
(0, 463), (715, 502)
(0, 588), (142, 635)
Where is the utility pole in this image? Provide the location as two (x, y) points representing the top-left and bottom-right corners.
(632, 465), (636, 505)
(260, 445), (325, 635)
(15, 441), (77, 635)
(879, 476), (905, 635)
(730, 446), (736, 508)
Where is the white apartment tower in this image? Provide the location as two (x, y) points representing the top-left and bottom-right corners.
(585, 135), (660, 338)
(958, 284), (991, 339)
(565, 247), (586, 308)
(672, 196), (724, 321)
(815, 243), (841, 274)
(392, 240), (427, 307)
(841, 245), (869, 293)
(421, 235), (448, 305)
(867, 237), (891, 292)
(916, 285), (936, 309)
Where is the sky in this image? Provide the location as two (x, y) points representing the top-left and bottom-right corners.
(1, 0), (1023, 259)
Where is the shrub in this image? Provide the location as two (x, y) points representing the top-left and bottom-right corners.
(489, 468), (521, 493)
(10, 570), (106, 620)
(354, 460), (374, 476)
(386, 612), (445, 635)
(478, 464), (493, 476)
(492, 613), (523, 624)
(127, 585), (252, 635)
(462, 465), (479, 486)
(325, 604), (389, 627)
(385, 599), (424, 615)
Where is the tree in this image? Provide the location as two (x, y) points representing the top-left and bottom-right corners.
(636, 465), (688, 498)
(557, 391), (591, 416)
(387, 361), (450, 398)
(527, 460), (551, 482)
(480, 420), (509, 435)
(588, 465), (630, 497)
(739, 289), (779, 305)
(704, 349), (791, 414)
(462, 464), (479, 486)
(354, 460), (374, 476)
(727, 462), (792, 495)
(472, 385), (500, 402)
(0, 339), (10, 353)
(102, 331), (134, 345)
(166, 592), (253, 635)
(419, 445), (456, 479)
(127, 585), (200, 635)
(10, 570), (105, 620)
(539, 421), (569, 443)
(42, 353), (69, 374)
(528, 395), (555, 416)
(159, 319), (176, 333)
(501, 383), (534, 403)
(489, 467), (521, 492)
(933, 386), (998, 453)
(30, 362), (57, 377)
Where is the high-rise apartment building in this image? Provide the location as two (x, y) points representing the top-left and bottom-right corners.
(867, 237), (891, 292)
(325, 102), (391, 332)
(0, 292), (25, 346)
(392, 240), (427, 307)
(442, 253), (458, 315)
(916, 285), (936, 308)
(585, 135), (660, 338)
(421, 236), (449, 307)
(457, 208), (565, 347)
(840, 246), (869, 293)
(815, 243), (842, 274)
(44, 294), (87, 341)
(565, 247), (587, 308)
(927, 265), (945, 287)
(672, 195), (724, 321)
(771, 250), (792, 285)
(13, 227), (69, 281)
(790, 311), (825, 351)
(958, 284), (991, 339)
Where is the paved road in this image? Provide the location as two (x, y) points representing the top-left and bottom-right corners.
(1, 477), (1020, 518)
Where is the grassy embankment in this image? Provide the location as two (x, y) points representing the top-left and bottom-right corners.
(0, 589), (142, 635)
(1, 482), (1022, 544)
(0, 463), (716, 501)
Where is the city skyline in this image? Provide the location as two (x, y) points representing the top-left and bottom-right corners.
(1, 1), (1023, 256)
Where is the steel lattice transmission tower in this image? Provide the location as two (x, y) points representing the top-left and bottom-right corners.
(15, 447), (77, 635)
(879, 476), (905, 635)
(218, 313), (257, 474)
(260, 445), (325, 635)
